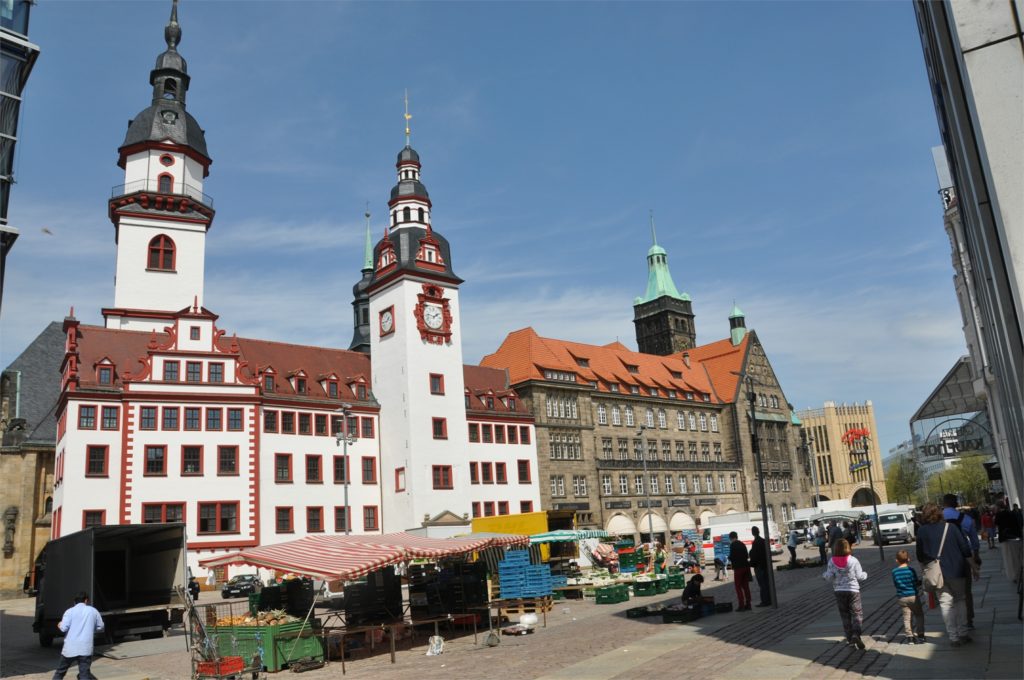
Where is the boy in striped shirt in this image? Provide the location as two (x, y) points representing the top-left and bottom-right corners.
(892, 550), (925, 643)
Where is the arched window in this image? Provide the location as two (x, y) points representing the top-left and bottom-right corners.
(418, 207), (425, 222)
(163, 79), (177, 100)
(157, 173), (173, 193)
(391, 211), (397, 227)
(403, 206), (411, 222)
(148, 235), (175, 270)
(45, 496), (53, 514)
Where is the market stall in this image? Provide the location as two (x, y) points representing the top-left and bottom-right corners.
(197, 532), (529, 671)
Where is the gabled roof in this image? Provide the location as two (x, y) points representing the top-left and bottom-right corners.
(481, 327), (750, 404)
(2, 321), (65, 445)
(463, 365), (530, 415)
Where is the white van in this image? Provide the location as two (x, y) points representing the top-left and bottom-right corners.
(875, 510), (915, 545)
(701, 514), (783, 563)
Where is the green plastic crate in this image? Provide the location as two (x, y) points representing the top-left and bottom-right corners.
(666, 575), (685, 589)
(655, 578), (669, 594)
(595, 585), (628, 604)
(633, 581), (657, 597)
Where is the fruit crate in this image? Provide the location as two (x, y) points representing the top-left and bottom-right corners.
(633, 581), (657, 597)
(666, 574), (685, 589)
(595, 585), (628, 605)
(654, 578), (669, 594)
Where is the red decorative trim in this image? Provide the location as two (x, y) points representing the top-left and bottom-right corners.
(306, 506), (325, 533)
(120, 403), (132, 524)
(394, 467), (405, 492)
(366, 264), (463, 295)
(274, 453), (293, 483)
(429, 373), (445, 395)
(102, 307), (178, 320)
(361, 456), (377, 485)
(121, 355), (154, 383)
(413, 284), (453, 345)
(117, 140), (212, 175)
(186, 539), (258, 551)
(250, 406), (261, 543)
(111, 206), (213, 227)
(387, 194), (432, 208)
(159, 154), (175, 167)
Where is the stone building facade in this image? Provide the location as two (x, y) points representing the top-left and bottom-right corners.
(482, 237), (813, 542)
(1, 322), (61, 595)
(797, 401), (888, 507)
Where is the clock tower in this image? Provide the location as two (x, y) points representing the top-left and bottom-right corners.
(368, 130), (469, 531)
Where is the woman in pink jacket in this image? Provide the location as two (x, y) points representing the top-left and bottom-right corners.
(824, 538), (868, 649)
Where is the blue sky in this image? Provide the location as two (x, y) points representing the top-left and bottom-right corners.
(2, 1), (965, 455)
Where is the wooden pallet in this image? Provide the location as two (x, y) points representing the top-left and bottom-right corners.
(496, 596), (554, 615)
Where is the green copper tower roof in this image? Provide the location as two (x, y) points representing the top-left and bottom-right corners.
(635, 213), (690, 304)
(729, 303), (745, 319)
(362, 209), (374, 270)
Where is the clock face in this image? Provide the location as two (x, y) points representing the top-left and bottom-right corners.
(380, 309), (394, 334)
(423, 304), (443, 329)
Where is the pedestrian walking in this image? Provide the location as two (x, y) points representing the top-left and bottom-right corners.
(827, 521), (842, 554)
(917, 502), (973, 647)
(891, 549), (925, 644)
(943, 494), (981, 629)
(52, 591), (105, 680)
(813, 521), (827, 565)
(787, 528), (800, 567)
(994, 499), (1023, 582)
(749, 526), (771, 606)
(728, 531), (752, 611)
(823, 538), (868, 649)
(980, 508), (996, 549)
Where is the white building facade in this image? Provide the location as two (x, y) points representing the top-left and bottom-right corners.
(50, 4), (539, 577)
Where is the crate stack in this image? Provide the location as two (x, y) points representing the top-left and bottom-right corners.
(497, 550), (553, 599)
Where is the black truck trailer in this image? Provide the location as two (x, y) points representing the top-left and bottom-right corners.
(33, 523), (187, 647)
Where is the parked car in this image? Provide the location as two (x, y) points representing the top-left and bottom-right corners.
(221, 574), (261, 599)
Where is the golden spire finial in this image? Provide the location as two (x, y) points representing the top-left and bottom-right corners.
(403, 89), (412, 146)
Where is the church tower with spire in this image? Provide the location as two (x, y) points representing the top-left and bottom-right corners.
(349, 209), (375, 353)
(632, 214), (696, 354)
(104, 0), (215, 331)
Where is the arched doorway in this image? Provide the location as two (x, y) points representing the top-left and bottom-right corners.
(699, 509), (714, 527)
(668, 511), (696, 537)
(637, 513), (669, 546)
(606, 513), (637, 538)
(851, 487), (881, 507)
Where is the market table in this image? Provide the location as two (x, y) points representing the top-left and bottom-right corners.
(323, 620), (403, 674)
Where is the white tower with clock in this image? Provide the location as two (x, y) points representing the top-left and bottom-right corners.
(368, 136), (472, 532)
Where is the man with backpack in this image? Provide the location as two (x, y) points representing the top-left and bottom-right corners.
(943, 494), (980, 629)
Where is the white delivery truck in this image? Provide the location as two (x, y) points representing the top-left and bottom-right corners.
(701, 512), (782, 563)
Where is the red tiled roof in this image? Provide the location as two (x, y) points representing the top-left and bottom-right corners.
(462, 364), (529, 415)
(73, 324), (527, 409)
(481, 327), (750, 405)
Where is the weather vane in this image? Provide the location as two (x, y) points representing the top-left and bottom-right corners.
(404, 89), (412, 146)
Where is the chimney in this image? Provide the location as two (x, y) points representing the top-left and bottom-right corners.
(682, 352), (690, 368)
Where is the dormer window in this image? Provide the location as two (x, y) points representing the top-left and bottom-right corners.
(630, 385), (640, 395)
(609, 383), (619, 393)
(625, 364), (639, 374)
(328, 381), (338, 398)
(98, 367), (113, 385)
(486, 397), (495, 410)
(378, 244), (396, 270)
(508, 398), (516, 410)
(670, 370), (683, 379)
(296, 378), (306, 394)
(575, 358), (589, 368)
(356, 384), (367, 400)
(264, 375), (275, 392)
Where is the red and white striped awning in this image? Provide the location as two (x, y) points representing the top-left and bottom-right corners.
(198, 532), (528, 581)
(198, 536), (406, 581)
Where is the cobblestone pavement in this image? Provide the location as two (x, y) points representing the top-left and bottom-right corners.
(3, 544), (1020, 680)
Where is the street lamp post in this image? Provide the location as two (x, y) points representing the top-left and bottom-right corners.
(334, 404), (354, 535)
(744, 378), (778, 610)
(844, 428), (884, 563)
(636, 425), (657, 547)
(801, 429), (820, 508)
